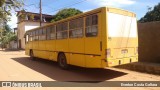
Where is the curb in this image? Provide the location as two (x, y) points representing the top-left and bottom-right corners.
(116, 62), (160, 75)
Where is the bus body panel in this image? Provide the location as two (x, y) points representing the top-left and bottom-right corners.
(32, 41), (39, 50)
(101, 8), (108, 67)
(39, 41), (46, 50)
(85, 55), (102, 68)
(45, 40), (57, 61)
(45, 40), (56, 51)
(84, 12), (103, 68)
(55, 39), (69, 52)
(55, 39), (70, 64)
(69, 38), (85, 67)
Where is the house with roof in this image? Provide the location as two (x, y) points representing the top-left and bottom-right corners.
(16, 10), (53, 49)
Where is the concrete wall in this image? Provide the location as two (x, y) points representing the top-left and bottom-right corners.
(138, 21), (160, 63)
(7, 41), (18, 49)
(17, 22), (25, 49)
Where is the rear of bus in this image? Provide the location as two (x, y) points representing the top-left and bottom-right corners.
(104, 7), (138, 67)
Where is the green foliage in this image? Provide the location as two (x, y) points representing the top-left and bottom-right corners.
(3, 24), (12, 34)
(0, 32), (16, 44)
(51, 8), (82, 22)
(6, 32), (17, 41)
(18, 9), (27, 21)
(0, 0), (23, 21)
(0, 25), (16, 45)
(0, 0), (5, 7)
(139, 3), (160, 23)
(29, 14), (34, 21)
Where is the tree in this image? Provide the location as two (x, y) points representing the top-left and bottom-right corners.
(0, 0), (23, 21)
(0, 0), (23, 39)
(0, 32), (16, 44)
(0, 0), (5, 7)
(3, 24), (11, 35)
(51, 8), (82, 22)
(18, 9), (27, 21)
(0, 0), (23, 49)
(0, 24), (16, 49)
(29, 14), (35, 21)
(139, 3), (160, 23)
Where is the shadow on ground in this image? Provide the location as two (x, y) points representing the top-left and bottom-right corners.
(11, 57), (127, 82)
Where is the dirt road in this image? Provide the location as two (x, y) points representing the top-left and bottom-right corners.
(0, 50), (159, 90)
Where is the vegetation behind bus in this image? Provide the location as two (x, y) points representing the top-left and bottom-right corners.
(139, 3), (160, 23)
(0, 25), (17, 48)
(51, 8), (82, 22)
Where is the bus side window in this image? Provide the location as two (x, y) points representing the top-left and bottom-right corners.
(30, 32), (33, 41)
(32, 30), (36, 41)
(26, 34), (29, 43)
(28, 32), (30, 42)
(50, 25), (56, 39)
(39, 29), (42, 40)
(69, 18), (83, 38)
(39, 28), (46, 40)
(85, 14), (98, 37)
(46, 27), (51, 40)
(42, 28), (46, 40)
(56, 22), (68, 39)
(35, 30), (39, 41)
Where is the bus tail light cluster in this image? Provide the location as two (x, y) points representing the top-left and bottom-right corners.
(105, 49), (111, 58)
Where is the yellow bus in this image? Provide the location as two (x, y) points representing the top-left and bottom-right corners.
(25, 7), (138, 69)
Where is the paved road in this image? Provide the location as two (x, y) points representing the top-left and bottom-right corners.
(0, 50), (159, 90)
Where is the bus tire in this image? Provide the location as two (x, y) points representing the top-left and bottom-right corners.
(30, 50), (36, 61)
(58, 53), (69, 69)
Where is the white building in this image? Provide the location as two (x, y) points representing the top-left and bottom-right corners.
(17, 11), (53, 49)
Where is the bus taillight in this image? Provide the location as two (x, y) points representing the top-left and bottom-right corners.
(105, 49), (111, 58)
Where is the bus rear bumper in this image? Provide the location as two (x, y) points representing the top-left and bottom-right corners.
(102, 56), (138, 67)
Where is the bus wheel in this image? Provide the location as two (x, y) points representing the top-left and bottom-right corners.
(58, 53), (69, 69)
(30, 50), (35, 60)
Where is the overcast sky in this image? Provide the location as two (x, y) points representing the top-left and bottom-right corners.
(7, 0), (160, 29)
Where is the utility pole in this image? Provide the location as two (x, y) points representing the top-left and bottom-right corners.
(40, 0), (42, 26)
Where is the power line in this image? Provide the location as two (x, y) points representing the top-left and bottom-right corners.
(46, 0), (88, 14)
(24, 4), (39, 9)
(22, 0), (88, 15)
(22, 3), (40, 13)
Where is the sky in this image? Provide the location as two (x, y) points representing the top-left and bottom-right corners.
(7, 0), (160, 29)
